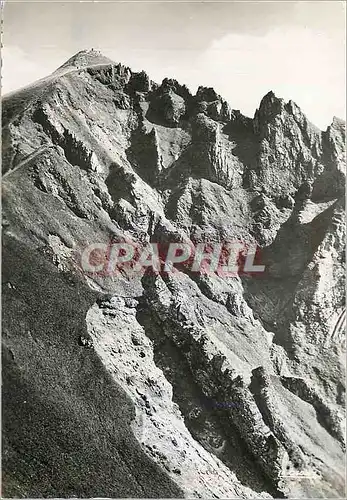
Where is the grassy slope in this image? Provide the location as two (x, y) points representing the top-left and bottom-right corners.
(2, 234), (183, 498)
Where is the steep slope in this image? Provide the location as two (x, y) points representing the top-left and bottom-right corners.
(2, 49), (345, 499)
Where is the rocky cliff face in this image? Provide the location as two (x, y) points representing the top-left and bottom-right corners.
(2, 49), (345, 498)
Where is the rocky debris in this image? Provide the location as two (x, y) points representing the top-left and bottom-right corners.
(158, 78), (192, 103)
(127, 70), (153, 94)
(128, 126), (164, 185)
(195, 86), (232, 122)
(47, 234), (74, 272)
(192, 112), (220, 143)
(176, 112), (245, 189)
(87, 63), (132, 92)
(78, 335), (94, 349)
(250, 193), (289, 246)
(1, 50), (345, 499)
(148, 86), (187, 127)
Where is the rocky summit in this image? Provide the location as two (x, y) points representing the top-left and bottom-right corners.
(2, 49), (346, 498)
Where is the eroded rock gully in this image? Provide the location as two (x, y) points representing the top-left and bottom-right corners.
(2, 49), (345, 498)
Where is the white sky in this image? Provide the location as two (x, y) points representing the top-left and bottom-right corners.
(1, 1), (346, 130)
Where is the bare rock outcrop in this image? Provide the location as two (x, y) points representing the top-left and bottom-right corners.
(2, 50), (345, 499)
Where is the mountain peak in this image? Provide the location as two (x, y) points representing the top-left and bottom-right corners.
(257, 90), (285, 116)
(331, 115), (346, 129)
(56, 49), (115, 72)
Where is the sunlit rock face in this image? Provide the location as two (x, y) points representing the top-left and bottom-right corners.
(2, 49), (345, 499)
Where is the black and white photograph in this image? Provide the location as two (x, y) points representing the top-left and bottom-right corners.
(1, 1), (346, 498)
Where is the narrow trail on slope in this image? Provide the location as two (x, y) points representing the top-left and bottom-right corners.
(3, 62), (119, 100)
(2, 145), (58, 180)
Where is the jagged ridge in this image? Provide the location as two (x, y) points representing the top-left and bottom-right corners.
(2, 50), (346, 499)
